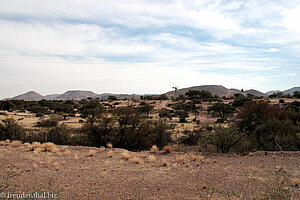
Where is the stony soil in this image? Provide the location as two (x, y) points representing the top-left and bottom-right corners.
(0, 143), (299, 200)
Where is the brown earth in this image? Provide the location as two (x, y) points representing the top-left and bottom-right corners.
(0, 143), (299, 200)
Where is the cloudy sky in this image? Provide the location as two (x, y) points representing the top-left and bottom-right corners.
(0, 0), (300, 98)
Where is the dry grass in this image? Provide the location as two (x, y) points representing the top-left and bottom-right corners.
(106, 143), (113, 149)
(107, 150), (114, 158)
(163, 146), (173, 153)
(11, 140), (22, 147)
(42, 142), (56, 152)
(74, 154), (79, 160)
(191, 155), (205, 162)
(148, 155), (156, 163)
(99, 146), (106, 152)
(292, 178), (300, 187)
(28, 142), (42, 151)
(122, 151), (132, 160)
(53, 162), (60, 171)
(87, 150), (97, 157)
(162, 160), (168, 166)
(151, 145), (159, 153)
(5, 139), (10, 144)
(132, 156), (143, 164)
(0, 141), (5, 146)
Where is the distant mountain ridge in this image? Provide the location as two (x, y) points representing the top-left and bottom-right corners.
(7, 90), (141, 101)
(4, 85), (300, 101)
(266, 87), (300, 95)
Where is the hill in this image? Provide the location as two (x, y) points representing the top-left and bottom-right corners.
(165, 85), (242, 97)
(244, 89), (266, 97)
(11, 91), (45, 101)
(283, 87), (300, 95)
(55, 90), (98, 100)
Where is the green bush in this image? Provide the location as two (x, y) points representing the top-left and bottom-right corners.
(0, 118), (25, 141)
(208, 125), (241, 153)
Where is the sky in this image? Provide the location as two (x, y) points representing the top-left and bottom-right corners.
(0, 0), (300, 99)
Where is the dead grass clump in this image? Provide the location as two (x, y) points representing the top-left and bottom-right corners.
(107, 150), (114, 158)
(162, 160), (168, 166)
(163, 146), (173, 153)
(11, 140), (22, 147)
(74, 154), (79, 160)
(132, 156), (143, 164)
(0, 141), (5, 146)
(151, 145), (159, 153)
(42, 142), (56, 152)
(292, 178), (300, 187)
(5, 139), (10, 144)
(34, 147), (43, 156)
(87, 150), (97, 157)
(99, 146), (106, 152)
(106, 143), (113, 149)
(191, 155), (205, 163)
(28, 142), (42, 151)
(53, 162), (60, 171)
(122, 151), (132, 160)
(148, 155), (156, 163)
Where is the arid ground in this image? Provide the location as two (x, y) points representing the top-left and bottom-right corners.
(1, 142), (299, 200)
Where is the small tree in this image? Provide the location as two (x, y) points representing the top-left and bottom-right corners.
(207, 103), (235, 122)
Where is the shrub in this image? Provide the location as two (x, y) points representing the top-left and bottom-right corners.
(208, 125), (241, 153)
(252, 119), (300, 151)
(207, 103), (235, 122)
(153, 120), (171, 149)
(0, 118), (25, 141)
(36, 115), (63, 128)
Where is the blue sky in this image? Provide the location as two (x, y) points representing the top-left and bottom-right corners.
(0, 0), (299, 98)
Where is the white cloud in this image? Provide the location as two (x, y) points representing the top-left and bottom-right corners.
(285, 73), (297, 77)
(263, 48), (279, 52)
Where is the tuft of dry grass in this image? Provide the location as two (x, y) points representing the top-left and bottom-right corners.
(162, 160), (168, 166)
(292, 178), (300, 187)
(148, 155), (156, 163)
(191, 155), (205, 163)
(151, 145), (159, 153)
(87, 150), (97, 157)
(0, 141), (5, 146)
(122, 151), (132, 160)
(99, 146), (106, 152)
(107, 150), (114, 158)
(106, 143), (113, 149)
(5, 139), (10, 144)
(53, 162), (60, 171)
(132, 156), (143, 164)
(11, 140), (22, 147)
(28, 142), (42, 151)
(163, 146), (173, 153)
(42, 142), (56, 152)
(74, 154), (79, 160)
(34, 147), (43, 156)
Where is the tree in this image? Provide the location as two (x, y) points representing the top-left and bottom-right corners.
(79, 99), (104, 119)
(207, 103), (235, 122)
(108, 96), (117, 101)
(159, 109), (173, 120)
(175, 110), (189, 123)
(83, 113), (115, 147)
(238, 101), (291, 133)
(153, 120), (171, 149)
(293, 91), (300, 98)
(138, 102), (154, 117)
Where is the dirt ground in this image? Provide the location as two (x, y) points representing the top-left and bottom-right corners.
(0, 143), (299, 200)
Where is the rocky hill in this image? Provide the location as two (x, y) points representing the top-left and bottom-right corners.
(11, 91), (45, 101)
(165, 85), (243, 97)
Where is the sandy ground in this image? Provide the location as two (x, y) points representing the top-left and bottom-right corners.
(0, 143), (299, 200)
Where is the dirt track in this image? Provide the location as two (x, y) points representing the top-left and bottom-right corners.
(0, 144), (299, 200)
